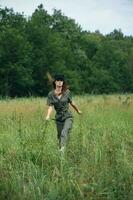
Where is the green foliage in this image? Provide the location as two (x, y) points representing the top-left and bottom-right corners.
(0, 27), (33, 96)
(89, 68), (119, 93)
(0, 5), (133, 96)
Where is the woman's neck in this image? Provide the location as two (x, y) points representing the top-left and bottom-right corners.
(55, 86), (62, 94)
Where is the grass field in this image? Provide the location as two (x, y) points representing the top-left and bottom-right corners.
(0, 95), (133, 200)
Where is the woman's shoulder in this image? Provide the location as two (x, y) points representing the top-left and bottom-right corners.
(65, 89), (71, 95)
(48, 90), (54, 96)
(67, 89), (71, 93)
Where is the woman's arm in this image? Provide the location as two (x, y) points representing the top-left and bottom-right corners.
(46, 106), (53, 120)
(70, 101), (82, 114)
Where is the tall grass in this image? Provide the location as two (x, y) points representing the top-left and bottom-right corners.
(0, 95), (133, 200)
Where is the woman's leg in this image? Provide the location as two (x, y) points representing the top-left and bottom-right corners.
(56, 120), (64, 147)
(60, 118), (73, 147)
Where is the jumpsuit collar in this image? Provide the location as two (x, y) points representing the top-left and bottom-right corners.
(53, 90), (64, 100)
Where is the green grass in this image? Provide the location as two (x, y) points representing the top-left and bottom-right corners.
(0, 95), (133, 200)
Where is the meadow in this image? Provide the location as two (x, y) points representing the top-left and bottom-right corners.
(0, 95), (133, 200)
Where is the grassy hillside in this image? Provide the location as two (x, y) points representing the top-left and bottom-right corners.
(0, 95), (133, 200)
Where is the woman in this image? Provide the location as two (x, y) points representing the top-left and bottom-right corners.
(46, 74), (82, 152)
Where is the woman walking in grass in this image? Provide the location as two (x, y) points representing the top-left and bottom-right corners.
(46, 74), (82, 152)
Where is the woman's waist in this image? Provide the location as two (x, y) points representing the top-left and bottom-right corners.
(55, 111), (73, 122)
(55, 110), (72, 117)
(56, 110), (72, 115)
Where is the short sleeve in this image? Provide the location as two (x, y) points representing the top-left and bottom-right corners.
(47, 93), (53, 106)
(68, 90), (72, 103)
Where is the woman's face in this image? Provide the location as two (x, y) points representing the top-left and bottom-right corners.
(55, 80), (64, 87)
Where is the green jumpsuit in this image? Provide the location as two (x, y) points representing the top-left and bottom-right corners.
(47, 89), (73, 147)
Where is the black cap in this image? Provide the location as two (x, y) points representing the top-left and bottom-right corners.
(54, 74), (65, 81)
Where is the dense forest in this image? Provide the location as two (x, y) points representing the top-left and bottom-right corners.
(0, 4), (133, 97)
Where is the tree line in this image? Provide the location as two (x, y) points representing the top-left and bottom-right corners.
(0, 4), (133, 97)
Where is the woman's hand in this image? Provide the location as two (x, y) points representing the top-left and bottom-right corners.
(46, 115), (50, 121)
(78, 110), (82, 115)
(70, 102), (82, 115)
(45, 106), (53, 121)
